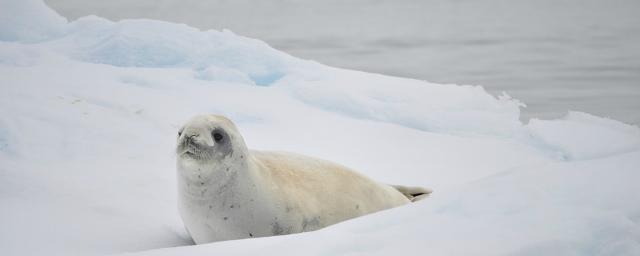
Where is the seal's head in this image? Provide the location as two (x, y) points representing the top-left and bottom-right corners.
(176, 115), (247, 163)
(176, 115), (250, 218)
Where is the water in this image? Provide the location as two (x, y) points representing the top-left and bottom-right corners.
(46, 0), (640, 124)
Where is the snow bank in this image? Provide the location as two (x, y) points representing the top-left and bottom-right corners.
(56, 16), (315, 86)
(527, 111), (640, 160)
(1, 1), (639, 256)
(0, 0), (68, 42)
(283, 70), (524, 136)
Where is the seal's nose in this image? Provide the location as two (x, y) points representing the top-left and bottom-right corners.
(183, 133), (201, 145)
(184, 134), (197, 144)
(181, 128), (214, 147)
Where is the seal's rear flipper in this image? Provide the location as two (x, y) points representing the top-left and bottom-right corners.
(391, 185), (432, 202)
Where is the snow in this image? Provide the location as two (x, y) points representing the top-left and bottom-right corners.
(1, 1), (639, 255)
(527, 112), (640, 160)
(0, 0), (67, 42)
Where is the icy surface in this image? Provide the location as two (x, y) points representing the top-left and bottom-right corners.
(0, 0), (68, 42)
(1, 1), (639, 255)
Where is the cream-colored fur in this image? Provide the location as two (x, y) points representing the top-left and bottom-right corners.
(176, 115), (430, 244)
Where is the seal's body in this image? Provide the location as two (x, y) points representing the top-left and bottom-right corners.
(176, 115), (431, 244)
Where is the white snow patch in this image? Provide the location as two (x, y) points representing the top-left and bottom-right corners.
(527, 111), (640, 160)
(0, 0), (68, 42)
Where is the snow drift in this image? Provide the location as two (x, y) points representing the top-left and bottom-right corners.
(1, 1), (639, 255)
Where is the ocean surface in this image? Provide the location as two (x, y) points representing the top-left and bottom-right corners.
(46, 0), (640, 124)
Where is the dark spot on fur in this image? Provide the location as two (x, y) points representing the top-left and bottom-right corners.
(200, 182), (204, 185)
(230, 205), (234, 209)
(249, 233), (253, 237)
(356, 204), (360, 209)
(271, 222), (291, 236)
(209, 205), (212, 209)
(272, 223), (283, 235)
(302, 217), (321, 231)
(223, 217), (228, 221)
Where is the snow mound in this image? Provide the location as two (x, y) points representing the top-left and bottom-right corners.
(0, 0), (68, 42)
(1, 1), (640, 256)
(284, 70), (524, 136)
(0, 0), (317, 86)
(56, 17), (307, 86)
(527, 111), (640, 160)
(1, 0), (532, 136)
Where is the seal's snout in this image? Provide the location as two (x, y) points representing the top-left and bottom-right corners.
(182, 136), (197, 151)
(180, 128), (214, 146)
(183, 133), (199, 145)
(176, 127), (216, 160)
(176, 115), (242, 161)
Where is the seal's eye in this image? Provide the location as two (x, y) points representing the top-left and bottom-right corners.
(178, 129), (183, 137)
(213, 132), (223, 142)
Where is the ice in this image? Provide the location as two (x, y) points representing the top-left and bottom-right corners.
(0, 0), (68, 42)
(282, 70), (524, 136)
(527, 111), (640, 160)
(49, 16), (316, 86)
(1, 1), (639, 255)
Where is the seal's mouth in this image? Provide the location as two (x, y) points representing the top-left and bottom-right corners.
(177, 137), (213, 160)
(178, 146), (209, 160)
(182, 150), (197, 158)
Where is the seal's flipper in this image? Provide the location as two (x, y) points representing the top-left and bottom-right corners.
(391, 185), (432, 202)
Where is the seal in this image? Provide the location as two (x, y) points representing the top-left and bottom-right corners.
(176, 114), (431, 244)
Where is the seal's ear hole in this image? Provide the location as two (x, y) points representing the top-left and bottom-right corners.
(213, 132), (224, 142)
